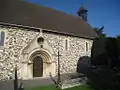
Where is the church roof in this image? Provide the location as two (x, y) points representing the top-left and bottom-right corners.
(0, 0), (98, 39)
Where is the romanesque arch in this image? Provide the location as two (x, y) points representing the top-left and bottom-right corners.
(25, 49), (55, 79)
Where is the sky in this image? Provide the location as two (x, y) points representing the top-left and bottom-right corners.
(26, 0), (120, 37)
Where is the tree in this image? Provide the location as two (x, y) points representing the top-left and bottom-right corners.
(116, 35), (120, 49)
(91, 26), (107, 66)
(105, 37), (120, 68)
(94, 26), (106, 37)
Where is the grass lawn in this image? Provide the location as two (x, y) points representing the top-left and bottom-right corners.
(25, 84), (92, 90)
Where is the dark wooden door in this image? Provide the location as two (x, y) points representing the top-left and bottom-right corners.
(33, 56), (43, 77)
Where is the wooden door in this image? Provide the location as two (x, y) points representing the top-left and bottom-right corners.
(33, 56), (43, 77)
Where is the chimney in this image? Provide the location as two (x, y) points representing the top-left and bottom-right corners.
(77, 6), (88, 21)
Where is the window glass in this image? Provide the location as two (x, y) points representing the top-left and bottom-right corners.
(65, 39), (68, 51)
(86, 42), (88, 51)
(0, 31), (5, 46)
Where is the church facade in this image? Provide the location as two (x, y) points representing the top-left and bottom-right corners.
(0, 0), (97, 81)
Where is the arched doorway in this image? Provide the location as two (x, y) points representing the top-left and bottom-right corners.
(23, 50), (56, 79)
(33, 56), (43, 77)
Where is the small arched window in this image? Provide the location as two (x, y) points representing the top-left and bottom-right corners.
(65, 39), (68, 51)
(85, 42), (88, 51)
(65, 38), (69, 51)
(0, 31), (5, 46)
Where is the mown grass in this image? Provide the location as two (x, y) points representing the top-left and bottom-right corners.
(25, 84), (92, 90)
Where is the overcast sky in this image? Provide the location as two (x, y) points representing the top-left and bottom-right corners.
(27, 0), (120, 37)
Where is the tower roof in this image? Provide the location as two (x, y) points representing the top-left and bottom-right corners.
(78, 6), (88, 13)
(0, 0), (98, 39)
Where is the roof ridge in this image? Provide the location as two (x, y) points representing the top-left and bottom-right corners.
(22, 0), (87, 23)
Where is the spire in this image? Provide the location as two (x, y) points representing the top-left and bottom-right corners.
(77, 6), (88, 21)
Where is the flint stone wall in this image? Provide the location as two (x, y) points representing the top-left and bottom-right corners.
(0, 26), (93, 81)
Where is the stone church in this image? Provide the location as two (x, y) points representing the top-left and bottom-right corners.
(0, 0), (97, 80)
